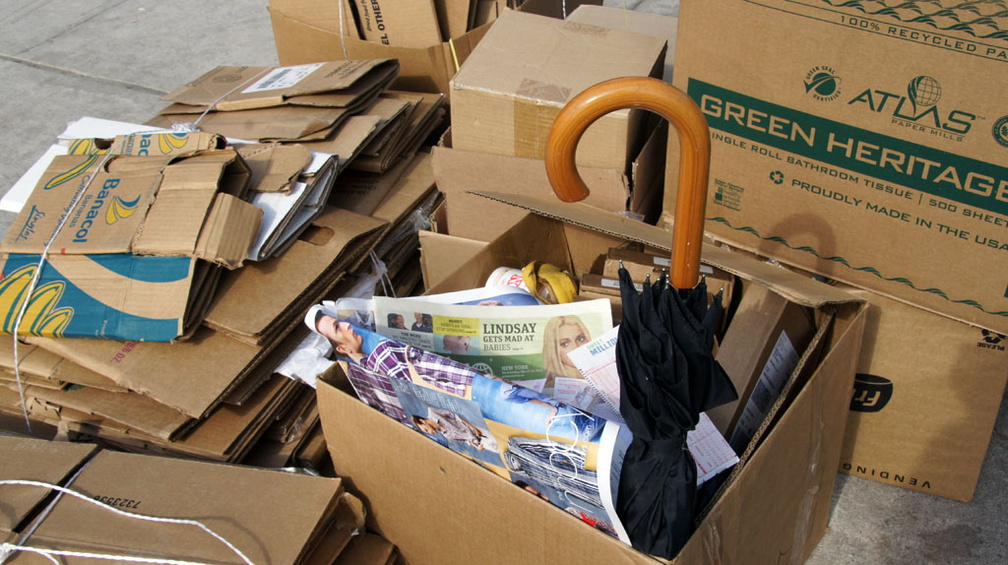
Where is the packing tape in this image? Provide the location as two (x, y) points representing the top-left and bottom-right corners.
(513, 80), (569, 160)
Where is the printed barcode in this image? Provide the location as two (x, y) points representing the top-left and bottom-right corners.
(256, 69), (291, 91)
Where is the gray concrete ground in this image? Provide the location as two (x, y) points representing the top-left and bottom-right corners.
(0, 1), (1003, 563)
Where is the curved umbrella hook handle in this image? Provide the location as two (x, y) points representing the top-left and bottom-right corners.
(544, 76), (711, 289)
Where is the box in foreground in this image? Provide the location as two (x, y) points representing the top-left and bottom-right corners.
(318, 202), (867, 563)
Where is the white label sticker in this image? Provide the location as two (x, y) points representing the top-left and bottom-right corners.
(242, 63), (324, 93)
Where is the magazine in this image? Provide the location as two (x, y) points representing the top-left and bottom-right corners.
(566, 326), (740, 485)
(371, 295), (614, 397)
(304, 304), (631, 543)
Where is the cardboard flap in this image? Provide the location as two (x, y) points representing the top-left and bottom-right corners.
(1, 155), (163, 255)
(133, 150), (252, 260)
(470, 190), (863, 308)
(29, 327), (263, 419)
(193, 193), (263, 268)
(110, 131), (226, 157)
(24, 449), (345, 564)
(163, 60), (399, 112)
(149, 104), (352, 143)
(0, 436), (99, 541)
(203, 207), (387, 338)
(237, 143), (312, 193)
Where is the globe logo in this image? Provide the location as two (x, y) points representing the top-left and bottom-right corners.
(805, 72), (839, 97)
(803, 66), (842, 102)
(907, 75), (941, 109)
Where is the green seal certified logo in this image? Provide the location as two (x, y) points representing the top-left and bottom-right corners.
(804, 66), (842, 102)
(994, 116), (1008, 148)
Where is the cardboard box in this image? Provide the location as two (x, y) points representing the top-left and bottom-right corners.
(707, 280), (817, 453)
(671, 0), (1008, 335)
(449, 8), (667, 170)
(431, 134), (630, 241)
(839, 287), (1008, 501)
(567, 3), (677, 82)
(267, 0), (600, 98)
(349, 0), (442, 48)
(267, 0), (483, 96)
(0, 150), (262, 341)
(318, 196), (867, 564)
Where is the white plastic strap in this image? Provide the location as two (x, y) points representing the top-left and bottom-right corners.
(9, 150), (114, 434)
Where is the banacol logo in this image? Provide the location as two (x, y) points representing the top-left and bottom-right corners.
(43, 154), (100, 191)
(847, 75), (978, 138)
(850, 373), (893, 412)
(978, 329), (1006, 351)
(72, 178), (124, 243)
(803, 66), (842, 102)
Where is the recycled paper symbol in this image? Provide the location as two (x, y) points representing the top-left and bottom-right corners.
(770, 171), (784, 185)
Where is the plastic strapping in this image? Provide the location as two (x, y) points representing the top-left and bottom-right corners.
(337, 0), (350, 59)
(0, 479), (255, 565)
(172, 69), (269, 134)
(9, 150), (114, 434)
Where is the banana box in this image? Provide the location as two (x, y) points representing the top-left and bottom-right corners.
(0, 149), (261, 341)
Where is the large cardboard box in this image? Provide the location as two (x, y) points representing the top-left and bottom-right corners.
(671, 0), (1008, 336)
(840, 287), (1008, 501)
(449, 9), (667, 170)
(0, 150), (261, 341)
(267, 0), (600, 97)
(318, 198), (867, 563)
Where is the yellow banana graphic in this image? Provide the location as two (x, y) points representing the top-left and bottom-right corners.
(67, 138), (106, 156)
(0, 264), (73, 337)
(105, 195), (141, 225)
(42, 154), (100, 191)
(158, 133), (189, 154)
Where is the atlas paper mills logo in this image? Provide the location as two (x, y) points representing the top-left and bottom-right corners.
(804, 66), (842, 102)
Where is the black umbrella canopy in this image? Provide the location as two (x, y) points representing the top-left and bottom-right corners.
(543, 76), (737, 557)
(615, 266), (737, 558)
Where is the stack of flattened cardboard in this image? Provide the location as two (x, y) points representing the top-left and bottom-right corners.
(0, 434), (396, 563)
(0, 135), (263, 342)
(1, 200), (386, 462)
(149, 60), (400, 143)
(0, 58), (452, 459)
(0, 143), (441, 465)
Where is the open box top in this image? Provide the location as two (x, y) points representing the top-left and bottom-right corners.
(456, 190), (860, 310)
(318, 189), (868, 563)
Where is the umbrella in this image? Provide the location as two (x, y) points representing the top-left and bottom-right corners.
(545, 77), (738, 557)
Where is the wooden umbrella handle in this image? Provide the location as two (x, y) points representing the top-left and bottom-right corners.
(544, 77), (711, 289)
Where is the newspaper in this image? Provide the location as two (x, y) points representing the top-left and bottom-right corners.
(566, 326), (740, 485)
(371, 295), (614, 396)
(304, 304), (632, 542)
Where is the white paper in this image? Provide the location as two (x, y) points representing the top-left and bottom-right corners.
(729, 330), (800, 453)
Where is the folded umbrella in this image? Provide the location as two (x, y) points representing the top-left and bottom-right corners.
(545, 77), (738, 557)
